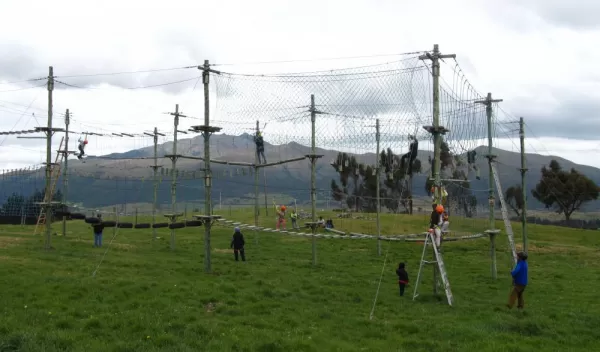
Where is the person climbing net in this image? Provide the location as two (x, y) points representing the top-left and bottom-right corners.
(399, 134), (418, 177)
(77, 133), (89, 160)
(254, 130), (267, 164)
(467, 150), (480, 180)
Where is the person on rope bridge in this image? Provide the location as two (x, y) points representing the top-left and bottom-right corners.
(77, 133), (89, 160)
(276, 205), (286, 230)
(395, 262), (409, 297)
(467, 150), (481, 180)
(290, 209), (299, 229)
(428, 204), (444, 248)
(230, 227), (246, 262)
(400, 134), (418, 176)
(254, 131), (267, 164)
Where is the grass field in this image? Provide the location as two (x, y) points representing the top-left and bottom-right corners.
(0, 209), (599, 351)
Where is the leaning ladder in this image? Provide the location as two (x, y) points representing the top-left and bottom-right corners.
(490, 163), (518, 264)
(412, 233), (454, 306)
(33, 137), (65, 235)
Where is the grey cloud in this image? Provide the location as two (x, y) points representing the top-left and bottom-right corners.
(505, 94), (600, 140)
(0, 37), (211, 94)
(509, 0), (600, 30)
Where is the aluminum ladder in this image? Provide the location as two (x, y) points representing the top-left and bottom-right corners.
(412, 232), (454, 306)
(490, 163), (518, 264)
(33, 137), (65, 235)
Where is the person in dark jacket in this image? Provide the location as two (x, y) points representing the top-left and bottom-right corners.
(507, 251), (528, 309)
(92, 214), (105, 248)
(396, 262), (409, 296)
(254, 131), (267, 164)
(230, 227), (246, 261)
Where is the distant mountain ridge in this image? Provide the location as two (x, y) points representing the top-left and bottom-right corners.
(2, 133), (600, 211)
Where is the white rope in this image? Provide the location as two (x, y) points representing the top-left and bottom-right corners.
(369, 240), (391, 320)
(91, 226), (120, 277)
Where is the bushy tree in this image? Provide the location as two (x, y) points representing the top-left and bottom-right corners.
(532, 160), (599, 221)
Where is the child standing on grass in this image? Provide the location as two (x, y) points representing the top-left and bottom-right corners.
(230, 227), (246, 262)
(92, 214), (105, 248)
(396, 263), (409, 296)
(507, 251), (528, 310)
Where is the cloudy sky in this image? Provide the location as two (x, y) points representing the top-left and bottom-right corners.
(1, 0), (600, 171)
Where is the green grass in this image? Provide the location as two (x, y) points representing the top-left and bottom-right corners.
(0, 209), (599, 351)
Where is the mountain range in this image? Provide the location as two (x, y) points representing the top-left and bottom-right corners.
(2, 133), (600, 212)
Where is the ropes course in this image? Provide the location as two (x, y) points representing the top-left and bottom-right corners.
(0, 45), (530, 305)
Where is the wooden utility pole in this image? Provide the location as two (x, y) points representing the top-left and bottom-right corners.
(475, 92), (503, 280)
(164, 105), (185, 250)
(62, 109), (69, 236)
(44, 66), (55, 250)
(254, 120), (260, 228)
(191, 60), (222, 273)
(307, 95), (323, 266)
(419, 44), (455, 294)
(375, 119), (382, 256)
(144, 127), (165, 240)
(519, 117), (528, 253)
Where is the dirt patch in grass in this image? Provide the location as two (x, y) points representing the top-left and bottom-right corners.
(214, 248), (232, 254)
(0, 236), (26, 249)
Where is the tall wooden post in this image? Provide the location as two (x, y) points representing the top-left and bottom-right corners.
(191, 60), (223, 273)
(307, 95), (323, 266)
(375, 119), (382, 256)
(254, 120), (260, 227)
(170, 105), (179, 250)
(62, 108), (69, 236)
(44, 66), (54, 250)
(519, 117), (528, 253)
(144, 127), (164, 240)
(419, 44), (455, 294)
(476, 92), (503, 280)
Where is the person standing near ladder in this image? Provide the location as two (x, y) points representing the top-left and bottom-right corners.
(507, 251), (528, 310)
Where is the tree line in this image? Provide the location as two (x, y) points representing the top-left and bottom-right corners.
(330, 141), (478, 216)
(0, 188), (65, 217)
(330, 143), (600, 221)
(503, 160), (599, 221)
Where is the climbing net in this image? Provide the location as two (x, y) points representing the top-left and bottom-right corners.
(210, 54), (491, 234)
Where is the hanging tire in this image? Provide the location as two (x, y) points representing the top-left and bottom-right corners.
(153, 222), (168, 228)
(135, 223), (151, 229)
(71, 213), (86, 220)
(85, 217), (101, 224)
(169, 222), (185, 229)
(118, 222), (133, 229)
(102, 221), (117, 227)
(185, 220), (203, 227)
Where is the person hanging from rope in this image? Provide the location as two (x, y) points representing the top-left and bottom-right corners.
(276, 205), (287, 230)
(254, 131), (267, 164)
(467, 150), (480, 180)
(428, 203), (444, 248)
(77, 133), (89, 160)
(400, 134), (418, 176)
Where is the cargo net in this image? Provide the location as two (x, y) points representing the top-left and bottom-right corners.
(208, 55), (489, 235)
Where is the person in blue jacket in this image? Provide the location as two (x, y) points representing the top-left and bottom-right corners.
(507, 251), (528, 310)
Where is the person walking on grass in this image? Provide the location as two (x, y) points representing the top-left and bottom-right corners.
(92, 214), (105, 248)
(507, 251), (528, 310)
(396, 262), (409, 296)
(230, 227), (246, 262)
